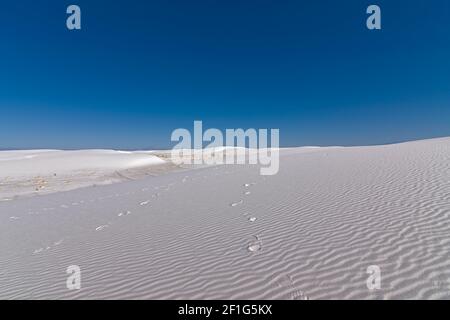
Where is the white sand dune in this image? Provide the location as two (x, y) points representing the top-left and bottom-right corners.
(0, 149), (167, 200)
(0, 149), (166, 175)
(1, 137), (450, 299)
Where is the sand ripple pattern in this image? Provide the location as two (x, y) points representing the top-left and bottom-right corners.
(1, 138), (450, 299)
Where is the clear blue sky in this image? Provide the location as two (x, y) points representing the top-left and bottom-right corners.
(1, 0), (449, 149)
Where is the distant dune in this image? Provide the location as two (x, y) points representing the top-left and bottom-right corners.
(0, 149), (168, 200)
(1, 137), (450, 299)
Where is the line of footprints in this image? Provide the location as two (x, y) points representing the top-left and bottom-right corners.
(31, 172), (259, 255)
(32, 183), (173, 255)
(230, 182), (262, 253)
(94, 187), (167, 233)
(31, 173), (211, 255)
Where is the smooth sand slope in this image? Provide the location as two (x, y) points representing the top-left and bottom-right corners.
(0, 149), (169, 200)
(1, 138), (450, 299)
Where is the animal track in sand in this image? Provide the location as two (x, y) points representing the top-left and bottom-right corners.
(230, 200), (243, 207)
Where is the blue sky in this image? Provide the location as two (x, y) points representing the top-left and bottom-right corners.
(0, 0), (449, 149)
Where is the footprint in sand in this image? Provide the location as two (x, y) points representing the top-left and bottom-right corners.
(243, 182), (256, 188)
(9, 216), (20, 221)
(60, 204), (69, 209)
(33, 248), (44, 254)
(118, 210), (131, 217)
(95, 225), (109, 231)
(230, 200), (243, 207)
(140, 200), (150, 206)
(248, 217), (257, 222)
(53, 239), (64, 246)
(160, 184), (172, 191)
(276, 274), (309, 300)
(244, 191), (251, 195)
(247, 236), (262, 252)
(33, 246), (52, 254)
(247, 242), (262, 252)
(291, 291), (310, 300)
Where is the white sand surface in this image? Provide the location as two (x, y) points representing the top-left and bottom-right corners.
(1, 138), (450, 299)
(0, 150), (165, 176)
(0, 149), (167, 200)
